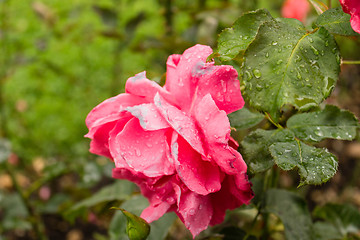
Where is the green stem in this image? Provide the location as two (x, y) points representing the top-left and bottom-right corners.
(265, 112), (283, 129)
(164, 0), (173, 36)
(5, 163), (47, 240)
(244, 210), (260, 240)
(341, 60), (360, 65)
(0, 0), (10, 138)
(327, 0), (332, 9)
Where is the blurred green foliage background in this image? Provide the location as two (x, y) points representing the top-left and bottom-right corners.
(0, 0), (359, 239)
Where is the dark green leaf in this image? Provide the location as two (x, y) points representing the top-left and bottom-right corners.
(93, 5), (118, 28)
(287, 105), (359, 142)
(220, 227), (257, 240)
(312, 222), (343, 240)
(265, 189), (313, 240)
(228, 107), (264, 130)
(67, 180), (136, 214)
(314, 7), (359, 36)
(242, 19), (340, 120)
(241, 129), (295, 173)
(0, 192), (31, 231)
(216, 9), (274, 61)
(270, 140), (338, 185)
(0, 138), (11, 164)
(313, 203), (360, 237)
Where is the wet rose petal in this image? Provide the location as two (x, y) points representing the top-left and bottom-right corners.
(154, 93), (205, 156)
(194, 65), (244, 114)
(177, 191), (213, 237)
(173, 134), (221, 195)
(340, 0), (360, 33)
(109, 118), (174, 177)
(125, 103), (170, 130)
(194, 94), (247, 174)
(86, 44), (253, 237)
(164, 45), (213, 112)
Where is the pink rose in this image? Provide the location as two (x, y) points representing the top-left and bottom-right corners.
(85, 45), (253, 237)
(281, 0), (311, 22)
(340, 0), (360, 33)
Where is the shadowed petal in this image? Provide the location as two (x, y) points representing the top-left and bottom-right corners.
(177, 191), (213, 237)
(210, 174), (253, 226)
(89, 118), (128, 159)
(173, 134), (221, 195)
(194, 94), (247, 174)
(109, 118), (175, 177)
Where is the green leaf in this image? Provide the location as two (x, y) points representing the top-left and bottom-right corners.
(241, 129), (295, 173)
(66, 180), (136, 217)
(265, 189), (313, 240)
(216, 9), (274, 61)
(0, 138), (11, 164)
(228, 107), (264, 130)
(314, 7), (359, 36)
(0, 192), (31, 231)
(312, 222), (343, 240)
(269, 140), (338, 185)
(287, 105), (359, 142)
(111, 207), (150, 240)
(313, 203), (360, 237)
(242, 19), (340, 120)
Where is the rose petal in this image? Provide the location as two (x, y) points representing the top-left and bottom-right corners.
(154, 93), (205, 156)
(172, 134), (221, 195)
(89, 122), (117, 159)
(125, 103), (170, 130)
(281, 0), (310, 22)
(340, 0), (360, 33)
(164, 45), (213, 111)
(210, 174), (253, 225)
(177, 190), (213, 237)
(85, 93), (145, 134)
(109, 117), (175, 177)
(194, 64), (245, 114)
(125, 71), (175, 104)
(194, 94), (247, 174)
(141, 201), (172, 222)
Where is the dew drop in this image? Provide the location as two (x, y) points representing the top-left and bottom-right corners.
(297, 72), (302, 80)
(135, 149), (141, 157)
(253, 69), (261, 78)
(265, 52), (269, 58)
(308, 37), (314, 43)
(178, 77), (184, 86)
(272, 41), (278, 45)
(311, 46), (319, 55)
(245, 70), (252, 80)
(276, 59), (283, 65)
